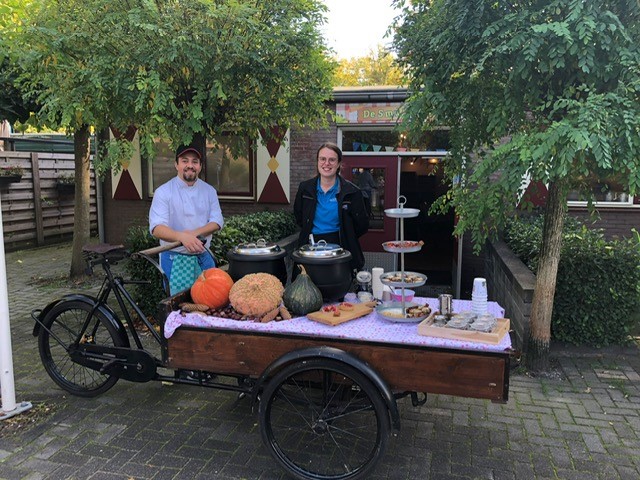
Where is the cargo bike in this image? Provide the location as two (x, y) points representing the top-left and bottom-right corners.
(31, 242), (513, 480)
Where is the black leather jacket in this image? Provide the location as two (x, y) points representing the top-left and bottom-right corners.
(293, 175), (369, 271)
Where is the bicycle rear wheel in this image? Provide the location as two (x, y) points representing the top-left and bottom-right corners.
(38, 300), (126, 397)
(259, 358), (390, 480)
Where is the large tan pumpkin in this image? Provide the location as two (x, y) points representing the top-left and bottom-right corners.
(190, 268), (234, 309)
(229, 273), (284, 316)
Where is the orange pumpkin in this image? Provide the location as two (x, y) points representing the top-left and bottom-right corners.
(190, 268), (234, 309)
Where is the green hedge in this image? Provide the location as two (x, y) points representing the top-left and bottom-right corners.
(124, 210), (298, 318)
(504, 215), (640, 346)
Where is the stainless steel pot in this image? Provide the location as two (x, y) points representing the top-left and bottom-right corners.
(291, 240), (353, 301)
(227, 239), (288, 286)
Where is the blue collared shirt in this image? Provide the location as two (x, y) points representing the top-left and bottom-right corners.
(312, 178), (340, 234)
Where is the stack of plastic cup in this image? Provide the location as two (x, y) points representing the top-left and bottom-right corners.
(472, 277), (488, 315)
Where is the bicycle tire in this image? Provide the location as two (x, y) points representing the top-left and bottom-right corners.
(259, 358), (390, 480)
(38, 300), (126, 397)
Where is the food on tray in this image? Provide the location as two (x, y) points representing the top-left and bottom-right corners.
(406, 305), (431, 318)
(383, 240), (424, 249)
(340, 302), (355, 311)
(379, 308), (405, 318)
(379, 304), (431, 320)
(383, 272), (424, 283)
(322, 304), (339, 313)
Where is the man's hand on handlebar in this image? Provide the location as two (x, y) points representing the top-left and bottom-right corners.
(179, 232), (206, 254)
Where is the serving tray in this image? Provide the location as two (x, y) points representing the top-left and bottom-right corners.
(384, 207), (420, 219)
(376, 302), (431, 323)
(418, 313), (510, 345)
(379, 271), (427, 287)
(382, 240), (424, 254)
(307, 301), (376, 326)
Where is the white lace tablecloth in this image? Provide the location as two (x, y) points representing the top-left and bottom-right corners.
(164, 297), (510, 353)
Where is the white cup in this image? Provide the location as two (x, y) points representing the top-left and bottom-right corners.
(473, 278), (487, 297)
(371, 267), (384, 299)
(358, 291), (374, 303)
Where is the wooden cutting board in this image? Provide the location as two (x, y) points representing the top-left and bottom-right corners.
(307, 301), (377, 326)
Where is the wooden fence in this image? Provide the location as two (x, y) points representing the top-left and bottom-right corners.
(0, 151), (97, 251)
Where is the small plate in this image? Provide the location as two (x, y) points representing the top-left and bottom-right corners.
(382, 240), (424, 253)
(379, 271), (427, 287)
(384, 207), (420, 219)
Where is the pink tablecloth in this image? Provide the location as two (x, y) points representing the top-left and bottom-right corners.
(164, 297), (510, 353)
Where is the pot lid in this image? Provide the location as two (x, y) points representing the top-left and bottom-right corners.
(233, 238), (281, 255)
(296, 240), (346, 258)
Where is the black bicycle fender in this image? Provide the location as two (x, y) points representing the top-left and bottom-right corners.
(253, 346), (401, 430)
(31, 294), (129, 347)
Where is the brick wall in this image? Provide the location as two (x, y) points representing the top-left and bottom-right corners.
(568, 207), (640, 239)
(485, 239), (535, 353)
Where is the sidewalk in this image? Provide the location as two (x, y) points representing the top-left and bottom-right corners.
(1, 242), (639, 480)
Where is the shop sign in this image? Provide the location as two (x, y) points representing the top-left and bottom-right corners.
(335, 103), (403, 124)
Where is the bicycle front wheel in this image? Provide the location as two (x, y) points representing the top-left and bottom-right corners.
(259, 358), (390, 480)
(38, 300), (126, 397)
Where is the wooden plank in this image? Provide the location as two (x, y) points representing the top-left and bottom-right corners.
(306, 301), (376, 326)
(30, 152), (45, 245)
(418, 314), (510, 345)
(165, 328), (510, 402)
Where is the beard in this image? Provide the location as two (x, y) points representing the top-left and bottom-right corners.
(182, 169), (198, 182)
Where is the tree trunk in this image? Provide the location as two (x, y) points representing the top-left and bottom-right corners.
(525, 181), (567, 372)
(69, 125), (92, 279)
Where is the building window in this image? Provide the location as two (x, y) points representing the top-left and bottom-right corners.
(341, 128), (450, 152)
(149, 136), (255, 200)
(567, 174), (634, 206)
(205, 135), (254, 200)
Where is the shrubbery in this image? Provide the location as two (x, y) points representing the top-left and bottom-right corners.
(124, 210), (298, 317)
(504, 215), (640, 346)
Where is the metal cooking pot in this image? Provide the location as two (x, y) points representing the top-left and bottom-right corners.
(291, 240), (353, 301)
(227, 239), (288, 286)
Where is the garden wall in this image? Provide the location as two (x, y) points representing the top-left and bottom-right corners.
(485, 239), (536, 352)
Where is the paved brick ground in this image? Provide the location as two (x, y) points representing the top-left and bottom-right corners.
(1, 243), (639, 480)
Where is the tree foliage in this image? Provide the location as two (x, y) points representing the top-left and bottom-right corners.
(333, 45), (406, 86)
(394, 0), (640, 245)
(393, 0), (640, 370)
(12, 0), (335, 171)
(9, 0), (334, 277)
(0, 0), (39, 123)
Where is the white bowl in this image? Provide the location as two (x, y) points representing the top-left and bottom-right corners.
(392, 289), (415, 302)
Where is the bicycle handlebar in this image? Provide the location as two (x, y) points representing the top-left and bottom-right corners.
(137, 241), (182, 256)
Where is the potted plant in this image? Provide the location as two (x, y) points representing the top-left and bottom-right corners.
(0, 165), (24, 187)
(56, 172), (75, 194)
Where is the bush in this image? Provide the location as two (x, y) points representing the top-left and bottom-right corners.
(504, 215), (640, 346)
(124, 225), (166, 318)
(124, 211), (298, 317)
(209, 210), (298, 266)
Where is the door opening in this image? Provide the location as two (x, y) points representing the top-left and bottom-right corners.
(399, 156), (454, 286)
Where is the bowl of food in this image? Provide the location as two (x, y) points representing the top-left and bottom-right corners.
(391, 289), (415, 303)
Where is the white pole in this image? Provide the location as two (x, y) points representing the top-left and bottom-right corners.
(0, 194), (32, 418)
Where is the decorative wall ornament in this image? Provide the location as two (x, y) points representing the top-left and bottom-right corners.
(256, 127), (290, 204)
